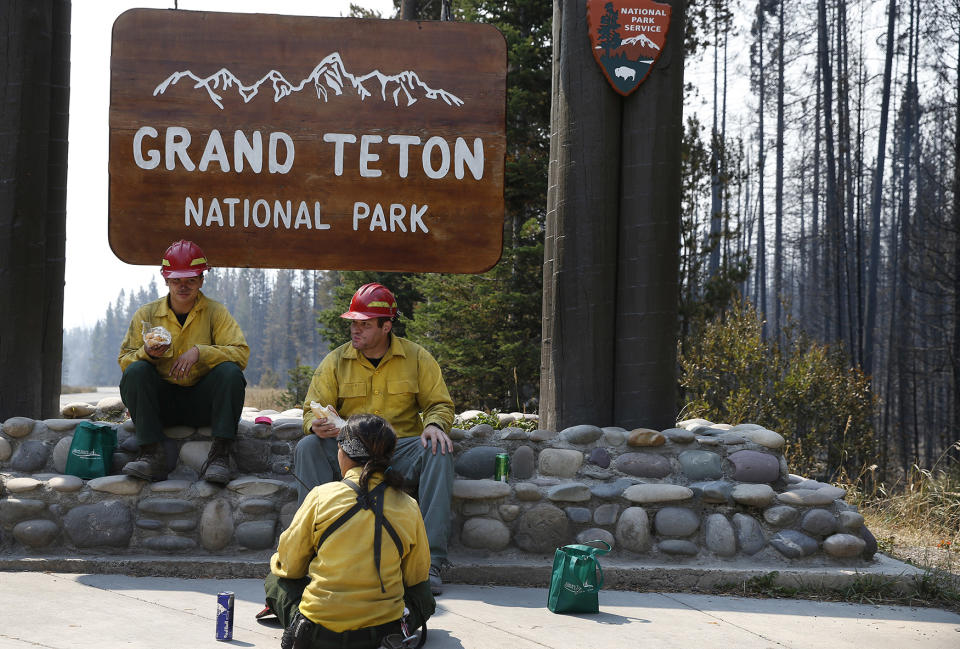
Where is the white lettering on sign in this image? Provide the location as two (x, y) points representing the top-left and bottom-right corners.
(352, 202), (429, 233)
(133, 126), (294, 174)
(134, 127), (486, 180)
(185, 197), (331, 230)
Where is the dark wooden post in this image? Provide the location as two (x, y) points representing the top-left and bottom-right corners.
(0, 0), (71, 419)
(540, 0), (623, 430)
(614, 1), (684, 430)
(541, 0), (684, 430)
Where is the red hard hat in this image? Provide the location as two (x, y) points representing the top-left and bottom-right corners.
(341, 283), (398, 320)
(161, 240), (209, 278)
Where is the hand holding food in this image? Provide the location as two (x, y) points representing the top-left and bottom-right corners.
(310, 402), (347, 429)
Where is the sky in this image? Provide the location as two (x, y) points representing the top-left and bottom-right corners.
(64, 0), (395, 329)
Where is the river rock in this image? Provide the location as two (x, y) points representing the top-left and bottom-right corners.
(733, 513), (766, 555)
(705, 514), (736, 557)
(736, 427), (785, 449)
(468, 423), (495, 439)
(500, 427), (527, 440)
(271, 419), (304, 441)
(97, 397), (125, 414)
(236, 520), (277, 549)
(715, 432), (747, 445)
(6, 478), (42, 493)
(11, 440), (50, 472)
(822, 533), (866, 558)
(537, 449), (583, 477)
(690, 480), (734, 503)
(770, 530), (818, 558)
(13, 519), (59, 547)
(150, 480), (192, 493)
(590, 478), (636, 499)
(660, 427), (696, 444)
(462, 503), (489, 517)
(514, 504), (568, 552)
(564, 507), (592, 523)
(226, 477), (286, 496)
(52, 437), (72, 473)
(89, 475), (146, 496)
(62, 403), (96, 418)
(48, 475), (84, 492)
(658, 539), (699, 555)
(199, 500), (233, 550)
(728, 450), (780, 483)
(448, 427), (467, 441)
(239, 499), (275, 515)
(136, 519), (163, 530)
(63, 500), (133, 548)
(731, 484), (776, 507)
(654, 507), (700, 537)
(615, 506), (651, 552)
(778, 489), (836, 506)
(0, 499), (46, 525)
(816, 485), (847, 500)
(460, 518), (511, 550)
(594, 503), (619, 526)
(179, 441), (212, 473)
(614, 453), (672, 478)
(280, 501), (299, 529)
(627, 429), (666, 447)
(763, 505), (799, 526)
(560, 425), (603, 445)
(601, 427), (627, 446)
(623, 484), (693, 504)
(547, 483), (591, 502)
(499, 504), (521, 522)
(452, 479), (511, 500)
(859, 526), (878, 559)
(455, 446), (502, 479)
(587, 447), (611, 468)
(577, 528), (615, 549)
(838, 511), (865, 531)
(0, 437), (11, 462)
(677, 418), (714, 430)
(2, 417), (34, 438)
(801, 509), (838, 536)
(511, 445), (535, 480)
(235, 438), (272, 473)
(513, 482), (541, 501)
(529, 429), (556, 442)
(678, 450), (723, 480)
(169, 518), (198, 532)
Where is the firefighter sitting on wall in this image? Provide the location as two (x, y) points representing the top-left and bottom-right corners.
(118, 239), (249, 483)
(294, 282), (455, 595)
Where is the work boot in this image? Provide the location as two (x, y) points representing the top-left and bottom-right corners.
(122, 443), (167, 481)
(201, 437), (233, 484)
(429, 565), (443, 596)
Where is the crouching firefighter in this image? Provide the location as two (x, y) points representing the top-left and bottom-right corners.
(263, 414), (435, 649)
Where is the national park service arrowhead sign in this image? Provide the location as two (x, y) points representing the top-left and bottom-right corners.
(587, 0), (671, 96)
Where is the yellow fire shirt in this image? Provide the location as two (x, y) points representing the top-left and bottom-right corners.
(270, 467), (431, 631)
(118, 291), (249, 386)
(301, 335), (454, 438)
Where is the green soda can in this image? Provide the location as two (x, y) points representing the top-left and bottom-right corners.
(494, 453), (510, 482)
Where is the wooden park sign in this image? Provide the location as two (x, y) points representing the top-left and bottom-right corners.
(587, 0), (671, 96)
(109, 10), (506, 273)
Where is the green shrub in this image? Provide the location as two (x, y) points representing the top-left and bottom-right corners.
(679, 299), (876, 479)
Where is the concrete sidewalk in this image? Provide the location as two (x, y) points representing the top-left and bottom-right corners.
(0, 571), (957, 649)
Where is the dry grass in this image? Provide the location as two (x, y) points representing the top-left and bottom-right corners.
(244, 386), (287, 411)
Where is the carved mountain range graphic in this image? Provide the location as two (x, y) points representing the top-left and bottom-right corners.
(153, 52), (464, 110)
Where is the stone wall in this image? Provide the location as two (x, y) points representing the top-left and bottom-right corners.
(0, 401), (876, 565)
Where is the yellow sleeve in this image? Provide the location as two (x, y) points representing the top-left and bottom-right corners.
(271, 489), (321, 579)
(416, 349), (454, 433)
(401, 501), (432, 587)
(302, 352), (341, 436)
(194, 304), (249, 372)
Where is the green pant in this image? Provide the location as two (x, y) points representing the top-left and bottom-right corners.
(263, 574), (401, 649)
(120, 360), (246, 444)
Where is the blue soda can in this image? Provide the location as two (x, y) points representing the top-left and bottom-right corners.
(216, 591), (235, 641)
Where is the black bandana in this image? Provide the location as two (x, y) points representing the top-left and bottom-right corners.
(337, 426), (371, 462)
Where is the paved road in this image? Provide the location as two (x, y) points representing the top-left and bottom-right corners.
(0, 572), (957, 649)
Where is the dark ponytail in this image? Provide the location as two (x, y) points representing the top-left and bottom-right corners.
(340, 414), (405, 493)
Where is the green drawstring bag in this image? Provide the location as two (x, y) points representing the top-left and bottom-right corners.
(64, 422), (117, 479)
(547, 540), (612, 614)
